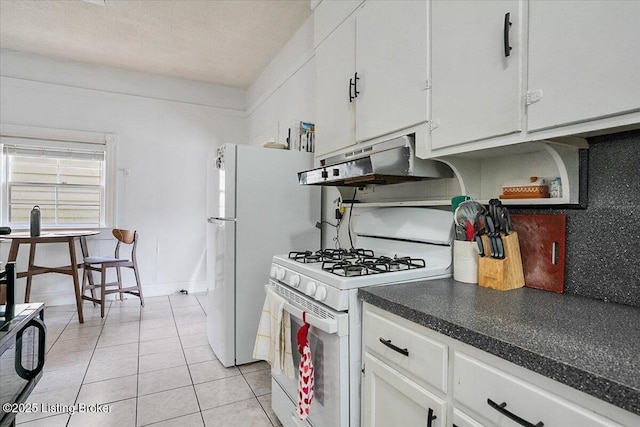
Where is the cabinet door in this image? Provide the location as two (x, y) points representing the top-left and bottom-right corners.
(527, 1), (640, 132)
(452, 409), (484, 427)
(362, 353), (445, 427)
(355, 0), (428, 142)
(430, 0), (522, 150)
(314, 14), (356, 157)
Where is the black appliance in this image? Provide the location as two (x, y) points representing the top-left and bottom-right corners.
(1, 263), (46, 427)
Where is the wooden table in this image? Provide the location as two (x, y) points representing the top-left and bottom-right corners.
(1, 230), (100, 323)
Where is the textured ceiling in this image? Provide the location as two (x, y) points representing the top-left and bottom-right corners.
(0, 0), (312, 88)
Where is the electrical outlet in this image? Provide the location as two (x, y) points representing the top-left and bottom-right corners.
(358, 185), (375, 195)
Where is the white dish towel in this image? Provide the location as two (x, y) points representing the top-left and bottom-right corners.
(253, 287), (295, 379)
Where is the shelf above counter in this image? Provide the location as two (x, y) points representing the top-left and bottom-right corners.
(437, 139), (587, 208)
(340, 139), (587, 209)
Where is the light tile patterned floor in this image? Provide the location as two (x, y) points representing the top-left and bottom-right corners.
(15, 294), (281, 427)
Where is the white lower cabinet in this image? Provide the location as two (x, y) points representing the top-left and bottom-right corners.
(362, 352), (445, 427)
(362, 303), (638, 427)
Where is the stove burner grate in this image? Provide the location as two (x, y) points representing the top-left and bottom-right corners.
(320, 254), (426, 277)
(290, 249), (426, 277)
(289, 248), (375, 263)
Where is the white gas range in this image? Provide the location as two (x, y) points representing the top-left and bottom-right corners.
(267, 207), (454, 427)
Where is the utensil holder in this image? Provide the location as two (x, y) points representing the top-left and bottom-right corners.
(453, 240), (479, 284)
(478, 232), (525, 291)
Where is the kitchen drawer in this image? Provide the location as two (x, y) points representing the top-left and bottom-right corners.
(453, 352), (621, 427)
(363, 307), (447, 393)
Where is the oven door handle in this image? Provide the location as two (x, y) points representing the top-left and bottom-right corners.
(266, 284), (346, 336)
(282, 299), (338, 335)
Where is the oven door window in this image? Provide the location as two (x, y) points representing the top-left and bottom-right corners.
(273, 312), (348, 427)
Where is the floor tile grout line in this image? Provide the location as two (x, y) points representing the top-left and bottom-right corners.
(239, 368), (280, 427)
(133, 297), (144, 427)
(158, 293), (208, 427)
(140, 410), (202, 427)
(65, 300), (113, 427)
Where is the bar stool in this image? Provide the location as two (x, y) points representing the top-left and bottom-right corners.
(81, 229), (144, 318)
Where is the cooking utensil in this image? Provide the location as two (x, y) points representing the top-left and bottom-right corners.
(454, 200), (486, 229)
(454, 200), (481, 241)
(465, 219), (475, 242)
(451, 195), (471, 213)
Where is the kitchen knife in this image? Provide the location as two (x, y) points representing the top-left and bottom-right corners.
(485, 215), (498, 258)
(475, 233), (485, 257)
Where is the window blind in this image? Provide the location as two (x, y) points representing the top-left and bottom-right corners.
(2, 138), (108, 227)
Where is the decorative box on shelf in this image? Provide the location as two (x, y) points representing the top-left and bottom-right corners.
(500, 177), (549, 199)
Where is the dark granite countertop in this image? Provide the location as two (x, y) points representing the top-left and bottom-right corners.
(358, 279), (640, 416)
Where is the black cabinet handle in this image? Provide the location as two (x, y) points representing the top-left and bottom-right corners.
(348, 72), (361, 102)
(349, 77), (355, 102)
(353, 72), (360, 98)
(15, 317), (47, 380)
(379, 337), (409, 356)
(487, 398), (544, 427)
(503, 12), (513, 57)
(427, 408), (437, 427)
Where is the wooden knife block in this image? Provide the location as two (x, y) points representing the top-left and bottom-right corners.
(478, 232), (525, 291)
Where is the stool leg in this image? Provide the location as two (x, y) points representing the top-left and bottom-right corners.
(82, 267), (96, 307)
(25, 243), (37, 303)
(89, 268), (97, 303)
(100, 267), (106, 318)
(116, 266), (124, 301)
(133, 263), (144, 307)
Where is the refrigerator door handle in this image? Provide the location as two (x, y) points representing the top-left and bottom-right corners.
(207, 217), (236, 223)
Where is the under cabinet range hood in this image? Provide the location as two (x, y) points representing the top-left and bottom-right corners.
(298, 135), (454, 186)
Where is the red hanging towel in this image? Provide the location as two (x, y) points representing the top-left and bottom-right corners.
(296, 312), (315, 421)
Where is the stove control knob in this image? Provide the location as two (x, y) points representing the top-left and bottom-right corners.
(305, 281), (317, 296)
(289, 274), (301, 288)
(275, 268), (286, 281)
(269, 265), (277, 278)
(314, 286), (327, 301)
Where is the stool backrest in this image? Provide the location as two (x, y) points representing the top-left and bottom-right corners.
(113, 229), (136, 244)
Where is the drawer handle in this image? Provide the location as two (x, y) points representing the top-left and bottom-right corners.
(427, 407), (437, 427)
(379, 337), (409, 356)
(487, 399), (544, 427)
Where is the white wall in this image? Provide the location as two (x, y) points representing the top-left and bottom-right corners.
(0, 50), (246, 305)
(244, 16), (341, 249)
(246, 17), (316, 147)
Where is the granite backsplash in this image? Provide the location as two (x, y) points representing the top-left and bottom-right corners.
(514, 129), (640, 307)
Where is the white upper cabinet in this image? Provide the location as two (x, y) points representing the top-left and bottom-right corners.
(527, 1), (640, 132)
(429, 0), (523, 150)
(314, 1), (429, 158)
(315, 14), (357, 157)
(354, 0), (428, 142)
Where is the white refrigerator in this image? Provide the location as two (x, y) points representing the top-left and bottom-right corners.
(206, 143), (320, 367)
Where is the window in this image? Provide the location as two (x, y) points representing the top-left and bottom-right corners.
(1, 125), (116, 229)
